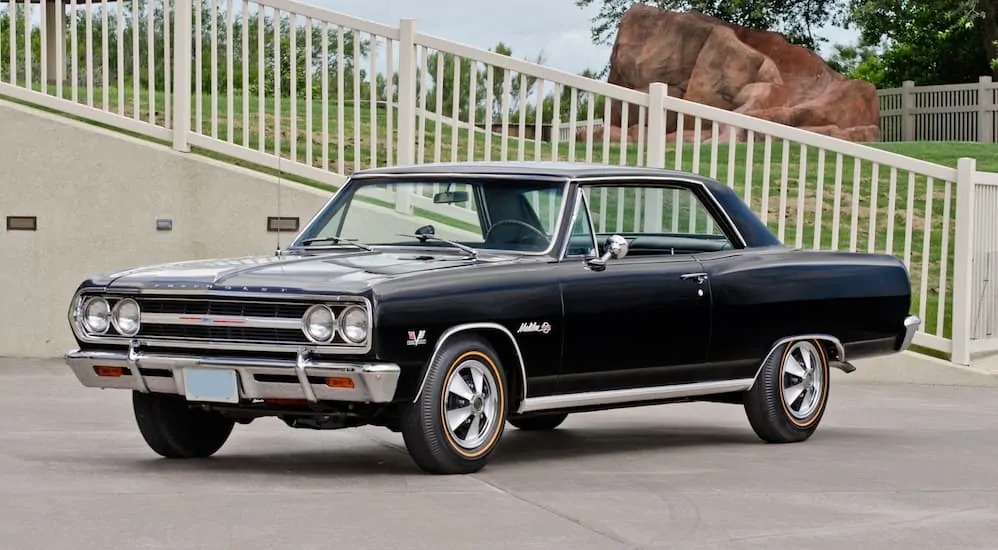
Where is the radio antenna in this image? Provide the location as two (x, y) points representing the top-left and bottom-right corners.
(275, 154), (283, 255)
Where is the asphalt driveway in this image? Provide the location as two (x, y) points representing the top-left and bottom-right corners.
(2, 358), (997, 549)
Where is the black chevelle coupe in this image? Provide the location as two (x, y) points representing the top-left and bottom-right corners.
(65, 162), (920, 474)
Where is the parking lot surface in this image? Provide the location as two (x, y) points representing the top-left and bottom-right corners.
(3, 358), (997, 549)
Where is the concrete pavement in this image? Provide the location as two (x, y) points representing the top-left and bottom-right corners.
(2, 358), (998, 549)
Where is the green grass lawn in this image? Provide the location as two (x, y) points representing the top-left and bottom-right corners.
(8, 80), (998, 351)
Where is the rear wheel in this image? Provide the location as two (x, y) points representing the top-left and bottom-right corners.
(132, 391), (235, 458)
(743, 339), (830, 444)
(508, 413), (568, 431)
(400, 335), (508, 474)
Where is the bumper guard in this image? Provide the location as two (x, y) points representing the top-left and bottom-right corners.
(898, 315), (921, 352)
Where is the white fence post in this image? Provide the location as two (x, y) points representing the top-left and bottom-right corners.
(642, 82), (668, 232)
(901, 80), (915, 141)
(172, 0), (192, 152)
(978, 76), (994, 143)
(43, 2), (64, 86)
(394, 18), (418, 214)
(951, 157), (977, 365)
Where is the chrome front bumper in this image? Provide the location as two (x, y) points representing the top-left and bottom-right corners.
(898, 315), (921, 352)
(64, 345), (401, 404)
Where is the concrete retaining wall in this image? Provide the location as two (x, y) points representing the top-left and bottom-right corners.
(1, 100), (327, 357)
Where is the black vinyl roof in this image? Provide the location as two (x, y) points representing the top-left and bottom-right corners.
(351, 161), (731, 193)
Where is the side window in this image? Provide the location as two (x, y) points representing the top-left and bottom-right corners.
(565, 190), (597, 257)
(582, 183), (732, 255)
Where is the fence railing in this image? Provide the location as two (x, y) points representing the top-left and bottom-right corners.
(878, 77), (998, 142)
(2, 0), (997, 364)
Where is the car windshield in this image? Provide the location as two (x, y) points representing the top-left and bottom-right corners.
(291, 176), (569, 254)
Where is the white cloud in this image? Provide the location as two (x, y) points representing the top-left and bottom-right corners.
(313, 0), (858, 73)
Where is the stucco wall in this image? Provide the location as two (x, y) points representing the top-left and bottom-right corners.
(0, 100), (340, 357)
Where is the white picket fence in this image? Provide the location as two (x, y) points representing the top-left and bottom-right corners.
(878, 77), (998, 142)
(2, 0), (998, 365)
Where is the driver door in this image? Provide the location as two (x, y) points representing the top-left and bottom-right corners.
(555, 183), (717, 394)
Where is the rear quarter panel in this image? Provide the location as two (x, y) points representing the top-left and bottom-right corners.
(699, 247), (912, 371)
(369, 259), (564, 401)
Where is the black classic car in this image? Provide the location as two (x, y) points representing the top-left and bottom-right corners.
(64, 162), (920, 474)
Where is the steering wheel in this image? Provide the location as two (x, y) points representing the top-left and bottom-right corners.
(484, 219), (551, 246)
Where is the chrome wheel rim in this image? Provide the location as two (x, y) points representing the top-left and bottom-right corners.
(781, 341), (824, 420)
(443, 358), (501, 450)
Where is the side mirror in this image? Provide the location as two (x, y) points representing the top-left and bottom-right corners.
(604, 234), (629, 259)
(586, 235), (628, 271)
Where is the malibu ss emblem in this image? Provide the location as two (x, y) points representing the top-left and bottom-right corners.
(517, 321), (552, 334)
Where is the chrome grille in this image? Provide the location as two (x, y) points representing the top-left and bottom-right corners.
(119, 294), (370, 350)
(137, 323), (308, 344)
(137, 297), (310, 319)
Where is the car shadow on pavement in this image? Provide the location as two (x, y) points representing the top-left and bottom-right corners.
(487, 423), (859, 466)
(93, 422), (872, 477)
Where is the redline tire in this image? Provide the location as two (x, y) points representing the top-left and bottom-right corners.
(400, 335), (508, 474)
(743, 339), (830, 444)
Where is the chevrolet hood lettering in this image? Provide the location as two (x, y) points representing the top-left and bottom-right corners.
(95, 250), (522, 293)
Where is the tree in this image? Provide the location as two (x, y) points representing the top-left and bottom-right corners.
(825, 41), (887, 84)
(845, 0), (997, 85)
(574, 0), (849, 51)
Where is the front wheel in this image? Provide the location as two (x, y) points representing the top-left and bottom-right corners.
(743, 339), (830, 444)
(400, 335), (508, 474)
(132, 391), (235, 458)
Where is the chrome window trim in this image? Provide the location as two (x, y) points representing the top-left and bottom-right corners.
(347, 172), (573, 182)
(412, 322), (529, 413)
(557, 186), (600, 261)
(570, 175), (749, 249)
(289, 174), (575, 258)
(67, 288), (374, 354)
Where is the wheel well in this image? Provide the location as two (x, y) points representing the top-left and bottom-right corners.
(464, 328), (526, 412)
(813, 338), (844, 363)
(751, 334), (846, 387)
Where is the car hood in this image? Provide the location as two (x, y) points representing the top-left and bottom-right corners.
(90, 249), (522, 294)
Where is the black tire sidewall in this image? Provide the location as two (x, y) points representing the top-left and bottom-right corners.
(132, 391), (235, 458)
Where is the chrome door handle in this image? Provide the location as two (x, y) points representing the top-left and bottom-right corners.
(680, 272), (708, 283)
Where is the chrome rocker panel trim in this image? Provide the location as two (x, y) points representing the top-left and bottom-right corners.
(64, 346), (401, 404)
(518, 378), (754, 414)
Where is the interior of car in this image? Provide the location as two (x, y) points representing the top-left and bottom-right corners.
(563, 182), (737, 258)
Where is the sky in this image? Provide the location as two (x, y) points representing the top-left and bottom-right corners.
(312, 0), (860, 75)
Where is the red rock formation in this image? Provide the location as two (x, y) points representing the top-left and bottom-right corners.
(606, 5), (880, 142)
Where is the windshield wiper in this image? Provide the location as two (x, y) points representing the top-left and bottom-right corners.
(299, 236), (373, 251)
(396, 233), (479, 260)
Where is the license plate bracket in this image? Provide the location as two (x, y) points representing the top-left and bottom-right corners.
(183, 367), (240, 403)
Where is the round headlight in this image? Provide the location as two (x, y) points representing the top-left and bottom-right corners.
(112, 298), (141, 336)
(339, 305), (368, 344)
(83, 297), (111, 334)
(303, 305), (335, 343)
